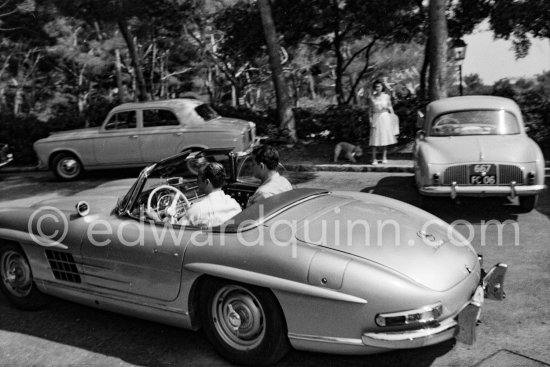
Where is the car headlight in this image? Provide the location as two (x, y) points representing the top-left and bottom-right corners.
(375, 302), (443, 327)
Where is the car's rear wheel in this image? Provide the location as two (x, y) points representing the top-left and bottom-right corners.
(519, 195), (538, 212)
(52, 153), (83, 180)
(0, 244), (48, 310)
(199, 278), (289, 366)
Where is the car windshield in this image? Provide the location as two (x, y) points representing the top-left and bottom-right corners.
(195, 103), (219, 121)
(430, 110), (520, 136)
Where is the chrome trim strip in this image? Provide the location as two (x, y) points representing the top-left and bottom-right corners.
(0, 228), (68, 249)
(288, 332), (364, 346)
(185, 263), (367, 304)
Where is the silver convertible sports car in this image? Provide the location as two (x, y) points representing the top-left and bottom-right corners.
(0, 148), (507, 366)
(414, 96), (545, 211)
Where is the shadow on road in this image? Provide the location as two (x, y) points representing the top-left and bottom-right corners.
(0, 293), (453, 367)
(0, 168), (142, 203)
(361, 176), (528, 223)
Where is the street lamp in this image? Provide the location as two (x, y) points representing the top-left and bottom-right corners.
(451, 38), (467, 95)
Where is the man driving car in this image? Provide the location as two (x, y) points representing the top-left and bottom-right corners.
(147, 162), (241, 227)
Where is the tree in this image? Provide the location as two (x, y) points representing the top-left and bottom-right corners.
(215, 0), (424, 105)
(50, 0), (193, 102)
(427, 0), (448, 101)
(489, 0), (550, 58)
(257, 0), (296, 143)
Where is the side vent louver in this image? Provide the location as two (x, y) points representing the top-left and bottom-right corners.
(45, 249), (81, 283)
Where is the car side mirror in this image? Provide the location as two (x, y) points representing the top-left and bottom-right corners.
(416, 130), (426, 141)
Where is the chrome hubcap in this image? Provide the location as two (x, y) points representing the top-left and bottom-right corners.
(59, 158), (79, 176)
(212, 285), (265, 350)
(1, 250), (32, 297)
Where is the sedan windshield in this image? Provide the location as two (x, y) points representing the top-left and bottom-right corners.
(430, 110), (520, 136)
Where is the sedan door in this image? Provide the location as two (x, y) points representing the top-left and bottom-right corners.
(95, 110), (142, 165)
(80, 215), (189, 301)
(139, 108), (185, 163)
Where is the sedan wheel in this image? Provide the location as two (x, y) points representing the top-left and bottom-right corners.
(0, 244), (47, 310)
(52, 153), (83, 180)
(200, 278), (289, 366)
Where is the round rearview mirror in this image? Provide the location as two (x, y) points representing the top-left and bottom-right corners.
(76, 201), (90, 217)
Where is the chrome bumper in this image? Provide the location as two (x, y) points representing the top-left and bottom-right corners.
(362, 263), (507, 349)
(362, 317), (458, 349)
(420, 184), (545, 198)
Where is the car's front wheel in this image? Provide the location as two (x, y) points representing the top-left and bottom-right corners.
(0, 244), (48, 310)
(519, 195), (538, 212)
(199, 278), (289, 366)
(52, 152), (83, 180)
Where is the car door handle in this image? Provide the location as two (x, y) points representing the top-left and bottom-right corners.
(129, 135), (138, 139)
(174, 132), (183, 136)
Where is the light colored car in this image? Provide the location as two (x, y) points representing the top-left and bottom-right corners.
(33, 98), (256, 180)
(0, 148), (507, 366)
(414, 96), (546, 211)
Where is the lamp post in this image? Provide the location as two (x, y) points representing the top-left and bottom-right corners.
(451, 38), (467, 95)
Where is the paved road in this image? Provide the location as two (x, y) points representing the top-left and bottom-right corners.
(1, 169), (549, 367)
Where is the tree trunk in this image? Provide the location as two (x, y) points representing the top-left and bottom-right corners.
(114, 49), (125, 103)
(419, 35), (430, 101)
(117, 16), (148, 101)
(257, 0), (297, 143)
(331, 0), (345, 105)
(428, 0), (448, 101)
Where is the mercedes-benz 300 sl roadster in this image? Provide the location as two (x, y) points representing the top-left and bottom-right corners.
(0, 148), (507, 366)
(414, 96), (545, 211)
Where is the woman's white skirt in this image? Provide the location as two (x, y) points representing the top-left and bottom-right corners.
(369, 112), (397, 147)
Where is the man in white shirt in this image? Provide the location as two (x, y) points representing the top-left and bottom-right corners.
(148, 162), (241, 227)
(247, 145), (292, 207)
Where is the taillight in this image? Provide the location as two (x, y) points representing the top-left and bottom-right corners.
(375, 303), (443, 327)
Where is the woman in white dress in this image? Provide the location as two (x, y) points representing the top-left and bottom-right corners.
(368, 80), (396, 164)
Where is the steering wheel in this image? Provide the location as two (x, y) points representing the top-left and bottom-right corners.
(147, 185), (190, 223)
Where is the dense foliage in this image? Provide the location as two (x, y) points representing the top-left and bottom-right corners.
(0, 0), (549, 164)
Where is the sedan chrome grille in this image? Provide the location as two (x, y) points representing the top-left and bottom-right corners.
(443, 164), (524, 185)
(45, 249), (81, 283)
(498, 165), (524, 184)
(443, 165), (469, 185)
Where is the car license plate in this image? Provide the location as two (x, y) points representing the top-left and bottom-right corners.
(469, 164), (496, 185)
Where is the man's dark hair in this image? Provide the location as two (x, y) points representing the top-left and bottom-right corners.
(198, 162), (226, 188)
(253, 145), (279, 170)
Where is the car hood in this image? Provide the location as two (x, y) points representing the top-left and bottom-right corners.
(29, 183), (131, 215)
(422, 135), (536, 164)
(36, 127), (100, 143)
(295, 193), (478, 291)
